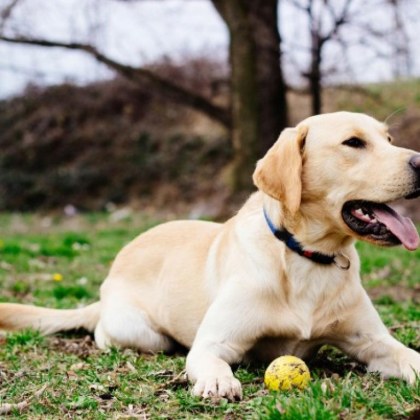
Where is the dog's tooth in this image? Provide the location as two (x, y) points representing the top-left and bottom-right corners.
(370, 218), (377, 224)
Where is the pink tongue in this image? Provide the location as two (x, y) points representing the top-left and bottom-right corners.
(374, 207), (419, 251)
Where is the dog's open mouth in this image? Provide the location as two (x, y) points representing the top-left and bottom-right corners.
(342, 200), (419, 251)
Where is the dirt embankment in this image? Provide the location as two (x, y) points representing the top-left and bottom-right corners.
(0, 77), (230, 213)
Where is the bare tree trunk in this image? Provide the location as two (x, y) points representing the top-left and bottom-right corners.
(309, 34), (322, 115)
(212, 0), (288, 190)
(212, 0), (259, 191)
(247, 0), (288, 154)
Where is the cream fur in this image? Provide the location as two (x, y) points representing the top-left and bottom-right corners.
(0, 111), (419, 400)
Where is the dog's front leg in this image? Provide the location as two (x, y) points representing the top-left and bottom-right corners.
(186, 292), (259, 400)
(337, 292), (420, 383)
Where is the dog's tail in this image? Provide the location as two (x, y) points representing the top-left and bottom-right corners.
(0, 301), (100, 335)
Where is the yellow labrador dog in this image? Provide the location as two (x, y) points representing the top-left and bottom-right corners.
(1, 112), (420, 400)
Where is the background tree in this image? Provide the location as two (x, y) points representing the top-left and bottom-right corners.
(283, 0), (417, 115)
(0, 0), (288, 192)
(211, 0), (287, 190)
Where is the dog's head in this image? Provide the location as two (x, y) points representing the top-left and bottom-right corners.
(253, 112), (420, 250)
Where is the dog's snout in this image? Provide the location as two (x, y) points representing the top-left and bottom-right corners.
(409, 154), (420, 171)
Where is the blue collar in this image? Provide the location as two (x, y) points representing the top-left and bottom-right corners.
(263, 208), (336, 266)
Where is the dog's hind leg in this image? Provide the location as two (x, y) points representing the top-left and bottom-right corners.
(94, 291), (174, 353)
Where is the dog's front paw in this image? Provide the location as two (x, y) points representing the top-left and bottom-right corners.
(368, 346), (420, 384)
(192, 375), (243, 401)
(400, 348), (420, 384)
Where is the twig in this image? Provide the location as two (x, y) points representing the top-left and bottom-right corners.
(0, 383), (47, 415)
(0, 0), (20, 32)
(154, 370), (188, 392)
(389, 321), (420, 332)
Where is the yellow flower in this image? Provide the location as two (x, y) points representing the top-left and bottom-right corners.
(52, 273), (63, 282)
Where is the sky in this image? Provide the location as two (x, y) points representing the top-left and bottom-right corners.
(0, 0), (419, 99)
(0, 0), (228, 98)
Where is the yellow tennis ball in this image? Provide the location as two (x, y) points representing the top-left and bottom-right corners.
(264, 355), (311, 391)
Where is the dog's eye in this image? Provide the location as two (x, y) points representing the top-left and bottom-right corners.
(342, 137), (366, 148)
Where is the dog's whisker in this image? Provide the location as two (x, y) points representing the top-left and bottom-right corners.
(384, 107), (405, 126)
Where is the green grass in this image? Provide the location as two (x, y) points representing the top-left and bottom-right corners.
(0, 213), (419, 419)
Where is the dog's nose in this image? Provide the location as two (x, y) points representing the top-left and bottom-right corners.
(409, 155), (420, 171)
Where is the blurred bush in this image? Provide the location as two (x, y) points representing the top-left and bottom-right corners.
(0, 58), (230, 211)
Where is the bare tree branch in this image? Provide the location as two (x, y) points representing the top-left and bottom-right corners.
(0, 0), (20, 32)
(0, 35), (231, 127)
(388, 0), (412, 76)
(320, 0), (354, 45)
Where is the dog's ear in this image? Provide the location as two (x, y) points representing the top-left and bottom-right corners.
(253, 125), (308, 215)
